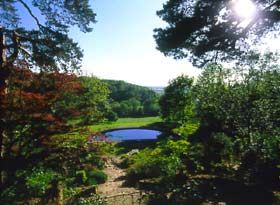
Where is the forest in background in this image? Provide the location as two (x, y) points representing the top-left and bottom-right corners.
(104, 80), (160, 118)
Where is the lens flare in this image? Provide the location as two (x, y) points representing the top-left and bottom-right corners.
(233, 0), (256, 19)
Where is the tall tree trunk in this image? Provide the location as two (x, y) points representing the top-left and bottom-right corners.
(0, 27), (8, 185)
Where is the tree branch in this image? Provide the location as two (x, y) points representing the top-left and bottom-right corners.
(7, 32), (19, 65)
(17, 0), (43, 29)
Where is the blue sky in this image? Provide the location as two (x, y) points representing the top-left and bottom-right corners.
(13, 0), (280, 86)
(69, 0), (200, 86)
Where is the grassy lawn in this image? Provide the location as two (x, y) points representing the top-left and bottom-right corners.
(88, 116), (162, 133)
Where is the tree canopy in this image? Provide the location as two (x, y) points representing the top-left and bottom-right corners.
(159, 75), (194, 124)
(154, 0), (280, 66)
(104, 80), (160, 117)
(0, 0), (96, 72)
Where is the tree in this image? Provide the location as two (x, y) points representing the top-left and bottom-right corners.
(0, 0), (96, 87)
(159, 75), (198, 135)
(52, 76), (113, 125)
(0, 0), (96, 184)
(194, 64), (233, 134)
(2, 67), (80, 180)
(76, 76), (111, 125)
(193, 62), (280, 183)
(154, 0), (280, 66)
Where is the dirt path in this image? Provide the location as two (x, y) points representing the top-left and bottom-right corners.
(97, 156), (150, 205)
(97, 156), (139, 197)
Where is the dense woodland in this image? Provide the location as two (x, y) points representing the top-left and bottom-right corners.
(1, 0), (280, 205)
(104, 80), (160, 118)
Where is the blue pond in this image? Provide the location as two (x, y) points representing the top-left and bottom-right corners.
(105, 129), (162, 141)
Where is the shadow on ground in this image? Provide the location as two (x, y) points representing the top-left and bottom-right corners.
(139, 177), (279, 205)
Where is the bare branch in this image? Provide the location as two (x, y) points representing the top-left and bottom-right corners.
(17, 0), (43, 29)
(19, 46), (32, 57)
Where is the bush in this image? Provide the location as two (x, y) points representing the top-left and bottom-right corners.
(83, 153), (105, 169)
(106, 111), (118, 121)
(127, 139), (190, 181)
(25, 168), (57, 197)
(87, 170), (107, 185)
(173, 121), (199, 136)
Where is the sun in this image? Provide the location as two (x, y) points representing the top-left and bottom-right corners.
(232, 0), (257, 19)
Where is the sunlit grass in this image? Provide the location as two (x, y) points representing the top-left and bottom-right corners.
(88, 116), (162, 133)
(53, 117), (163, 143)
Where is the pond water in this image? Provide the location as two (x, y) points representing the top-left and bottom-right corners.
(104, 129), (162, 141)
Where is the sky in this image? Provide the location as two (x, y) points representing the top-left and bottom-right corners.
(14, 0), (279, 87)
(69, 0), (201, 87)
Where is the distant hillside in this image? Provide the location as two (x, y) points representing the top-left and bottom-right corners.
(103, 80), (160, 117)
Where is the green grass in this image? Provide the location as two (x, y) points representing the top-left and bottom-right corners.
(88, 116), (162, 133)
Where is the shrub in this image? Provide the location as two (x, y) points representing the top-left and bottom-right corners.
(173, 121), (200, 137)
(83, 153), (105, 169)
(87, 170), (107, 185)
(106, 111), (118, 121)
(127, 139), (191, 181)
(25, 168), (57, 196)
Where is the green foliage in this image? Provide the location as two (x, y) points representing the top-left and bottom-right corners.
(75, 169), (107, 186)
(75, 170), (88, 185)
(79, 76), (111, 124)
(105, 80), (160, 117)
(53, 75), (116, 125)
(127, 139), (190, 180)
(159, 75), (195, 130)
(87, 170), (107, 185)
(56, 77), (160, 125)
(106, 111), (118, 122)
(146, 58), (280, 203)
(192, 63), (280, 180)
(194, 64), (232, 132)
(25, 168), (57, 197)
(93, 141), (125, 156)
(173, 122), (200, 137)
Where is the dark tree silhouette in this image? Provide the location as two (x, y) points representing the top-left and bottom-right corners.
(154, 0), (280, 67)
